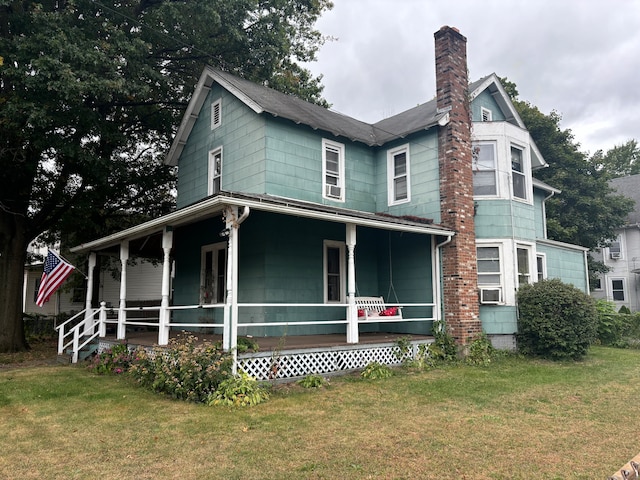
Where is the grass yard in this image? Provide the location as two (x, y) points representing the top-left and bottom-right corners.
(1, 345), (639, 479)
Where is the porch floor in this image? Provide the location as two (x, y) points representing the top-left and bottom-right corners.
(103, 330), (433, 352)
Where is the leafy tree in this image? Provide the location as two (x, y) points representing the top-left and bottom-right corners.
(590, 140), (640, 179)
(0, 0), (332, 352)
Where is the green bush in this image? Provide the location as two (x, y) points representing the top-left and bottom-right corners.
(297, 374), (329, 388)
(596, 300), (640, 348)
(427, 319), (458, 363)
(361, 362), (393, 379)
(517, 279), (598, 360)
(129, 333), (233, 403)
(466, 333), (495, 366)
(208, 371), (270, 407)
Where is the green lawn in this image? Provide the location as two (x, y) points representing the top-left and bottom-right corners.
(1, 346), (639, 479)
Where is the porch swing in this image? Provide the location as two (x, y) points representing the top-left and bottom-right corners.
(355, 232), (403, 321)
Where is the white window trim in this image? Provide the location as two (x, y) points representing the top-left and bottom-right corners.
(476, 242), (505, 305)
(200, 242), (227, 304)
(608, 236), (623, 260)
(208, 147), (223, 196)
(610, 277), (627, 302)
(322, 139), (345, 202)
(211, 98), (222, 130)
(472, 141), (499, 198)
(593, 276), (604, 292)
(510, 143), (529, 202)
(387, 144), (411, 206)
(515, 243), (535, 288)
(536, 253), (547, 282)
(481, 107), (492, 122)
(323, 240), (346, 303)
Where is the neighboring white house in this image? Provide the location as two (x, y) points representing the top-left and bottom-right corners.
(24, 242), (163, 317)
(591, 174), (640, 311)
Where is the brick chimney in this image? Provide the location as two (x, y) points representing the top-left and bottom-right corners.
(434, 26), (482, 349)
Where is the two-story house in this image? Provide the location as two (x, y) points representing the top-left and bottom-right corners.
(591, 174), (640, 310)
(65, 26), (589, 377)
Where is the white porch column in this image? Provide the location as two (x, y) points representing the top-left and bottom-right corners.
(82, 252), (97, 336)
(117, 241), (129, 340)
(346, 223), (358, 344)
(222, 206), (238, 353)
(158, 227), (173, 346)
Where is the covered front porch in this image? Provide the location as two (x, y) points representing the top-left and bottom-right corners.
(64, 192), (454, 377)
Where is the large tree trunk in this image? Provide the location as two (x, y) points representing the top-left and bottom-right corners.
(0, 211), (29, 352)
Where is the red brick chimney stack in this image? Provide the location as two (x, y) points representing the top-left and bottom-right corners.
(434, 26), (482, 349)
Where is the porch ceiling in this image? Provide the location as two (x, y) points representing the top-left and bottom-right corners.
(70, 191), (455, 254)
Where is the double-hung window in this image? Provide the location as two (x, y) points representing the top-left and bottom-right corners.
(611, 279), (626, 301)
(472, 142), (497, 196)
(536, 254), (546, 282)
(201, 242), (227, 304)
(387, 145), (410, 205)
(516, 246), (533, 287)
(324, 240), (345, 303)
(511, 145), (527, 200)
(208, 147), (222, 195)
(322, 139), (345, 201)
(477, 245), (502, 304)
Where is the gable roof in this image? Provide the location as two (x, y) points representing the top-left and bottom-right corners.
(165, 66), (450, 166)
(165, 68), (546, 168)
(609, 174), (640, 225)
(469, 73), (547, 169)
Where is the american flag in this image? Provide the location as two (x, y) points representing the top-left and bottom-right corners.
(36, 250), (75, 307)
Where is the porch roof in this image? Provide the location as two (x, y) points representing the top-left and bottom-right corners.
(70, 191), (455, 253)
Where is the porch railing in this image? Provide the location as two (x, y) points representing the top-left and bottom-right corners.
(61, 301), (436, 363)
(55, 307), (102, 363)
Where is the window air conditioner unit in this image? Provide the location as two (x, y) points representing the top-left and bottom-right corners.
(610, 252), (621, 260)
(325, 185), (341, 198)
(480, 288), (501, 305)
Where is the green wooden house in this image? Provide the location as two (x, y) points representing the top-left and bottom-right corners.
(62, 27), (588, 377)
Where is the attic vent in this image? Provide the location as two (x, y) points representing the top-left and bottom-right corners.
(481, 107), (492, 122)
(211, 98), (222, 130)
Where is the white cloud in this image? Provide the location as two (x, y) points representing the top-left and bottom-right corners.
(307, 0), (640, 154)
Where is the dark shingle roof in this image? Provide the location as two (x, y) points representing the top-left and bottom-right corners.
(212, 68), (447, 147)
(610, 175), (640, 224)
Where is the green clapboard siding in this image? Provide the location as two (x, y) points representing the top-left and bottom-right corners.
(480, 305), (518, 334)
(471, 89), (506, 122)
(374, 131), (441, 223)
(264, 118), (378, 212)
(475, 200), (537, 241)
(176, 85), (267, 209)
(170, 211), (435, 337)
(537, 243), (588, 292)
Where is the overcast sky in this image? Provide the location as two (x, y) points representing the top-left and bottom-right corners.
(304, 0), (640, 155)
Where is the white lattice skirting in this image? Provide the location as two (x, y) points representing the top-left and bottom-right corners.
(238, 340), (433, 381)
(98, 338), (433, 381)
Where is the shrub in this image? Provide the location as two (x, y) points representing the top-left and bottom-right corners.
(297, 374), (329, 388)
(466, 332), (495, 366)
(427, 319), (458, 363)
(517, 279), (598, 360)
(596, 300), (640, 348)
(361, 362), (393, 379)
(129, 333), (233, 403)
(208, 372), (270, 407)
(88, 343), (133, 375)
